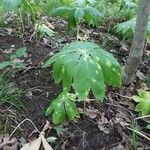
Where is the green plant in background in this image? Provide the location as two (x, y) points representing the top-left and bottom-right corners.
(34, 21), (55, 38)
(93, 0), (137, 27)
(115, 18), (136, 39)
(1, 0), (22, 11)
(42, 0), (72, 11)
(144, 75), (150, 88)
(146, 121), (150, 129)
(1, 0), (54, 39)
(122, 0), (138, 9)
(115, 18), (150, 40)
(0, 73), (23, 110)
(0, 47), (27, 69)
(132, 89), (150, 116)
(44, 41), (121, 124)
(114, 0), (150, 41)
(1, 0), (39, 22)
(48, 0), (102, 30)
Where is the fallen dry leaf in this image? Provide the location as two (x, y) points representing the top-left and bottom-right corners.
(120, 43), (128, 52)
(78, 108), (100, 119)
(0, 134), (18, 150)
(97, 113), (110, 134)
(6, 28), (13, 35)
(12, 58), (24, 64)
(41, 135), (53, 150)
(21, 134), (53, 150)
(21, 121), (53, 150)
(136, 70), (145, 80)
(20, 136), (41, 150)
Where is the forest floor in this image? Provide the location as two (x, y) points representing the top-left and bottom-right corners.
(0, 19), (150, 150)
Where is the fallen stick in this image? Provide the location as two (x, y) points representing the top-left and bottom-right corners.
(126, 126), (150, 141)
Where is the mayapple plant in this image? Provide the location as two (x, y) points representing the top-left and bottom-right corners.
(43, 41), (121, 124)
(115, 18), (150, 40)
(48, 0), (102, 30)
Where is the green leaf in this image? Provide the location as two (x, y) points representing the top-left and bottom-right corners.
(48, 5), (102, 28)
(0, 61), (12, 69)
(53, 58), (65, 84)
(84, 5), (102, 25)
(65, 100), (79, 120)
(2, 0), (22, 10)
(45, 92), (79, 124)
(49, 6), (72, 17)
(123, 0), (137, 9)
(67, 10), (77, 29)
(132, 89), (150, 116)
(91, 48), (121, 86)
(44, 41), (121, 101)
(115, 18), (136, 39)
(73, 58), (91, 100)
(74, 8), (84, 24)
(52, 101), (66, 124)
(14, 63), (26, 69)
(15, 47), (27, 58)
(45, 96), (66, 124)
(43, 52), (64, 68)
(116, 17), (150, 40)
(88, 60), (105, 100)
(146, 124), (150, 129)
(46, 137), (57, 143)
(35, 23), (54, 37)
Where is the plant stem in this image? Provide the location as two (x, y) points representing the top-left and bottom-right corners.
(19, 9), (25, 46)
(76, 24), (80, 41)
(131, 118), (137, 150)
(127, 126), (150, 141)
(134, 115), (150, 120)
(83, 100), (86, 119)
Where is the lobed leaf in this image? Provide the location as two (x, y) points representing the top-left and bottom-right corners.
(45, 92), (79, 125)
(0, 61), (13, 69)
(84, 5), (102, 25)
(44, 41), (121, 101)
(2, 0), (22, 10)
(132, 89), (150, 116)
(49, 6), (72, 17)
(65, 100), (80, 120)
(15, 47), (27, 58)
(74, 8), (84, 23)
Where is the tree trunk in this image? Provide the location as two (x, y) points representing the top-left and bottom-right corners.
(122, 0), (150, 84)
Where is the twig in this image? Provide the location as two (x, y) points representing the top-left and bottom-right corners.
(19, 9), (25, 46)
(126, 127), (150, 141)
(105, 102), (134, 117)
(110, 92), (132, 99)
(9, 118), (40, 139)
(134, 115), (150, 120)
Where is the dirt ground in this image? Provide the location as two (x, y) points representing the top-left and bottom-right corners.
(0, 20), (150, 149)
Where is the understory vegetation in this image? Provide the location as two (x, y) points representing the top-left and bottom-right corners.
(0, 0), (150, 149)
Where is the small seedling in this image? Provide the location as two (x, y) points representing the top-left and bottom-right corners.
(132, 89), (150, 116)
(0, 47), (27, 69)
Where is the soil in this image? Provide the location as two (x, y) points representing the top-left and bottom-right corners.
(0, 20), (150, 150)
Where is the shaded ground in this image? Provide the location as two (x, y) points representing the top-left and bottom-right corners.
(0, 20), (150, 149)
